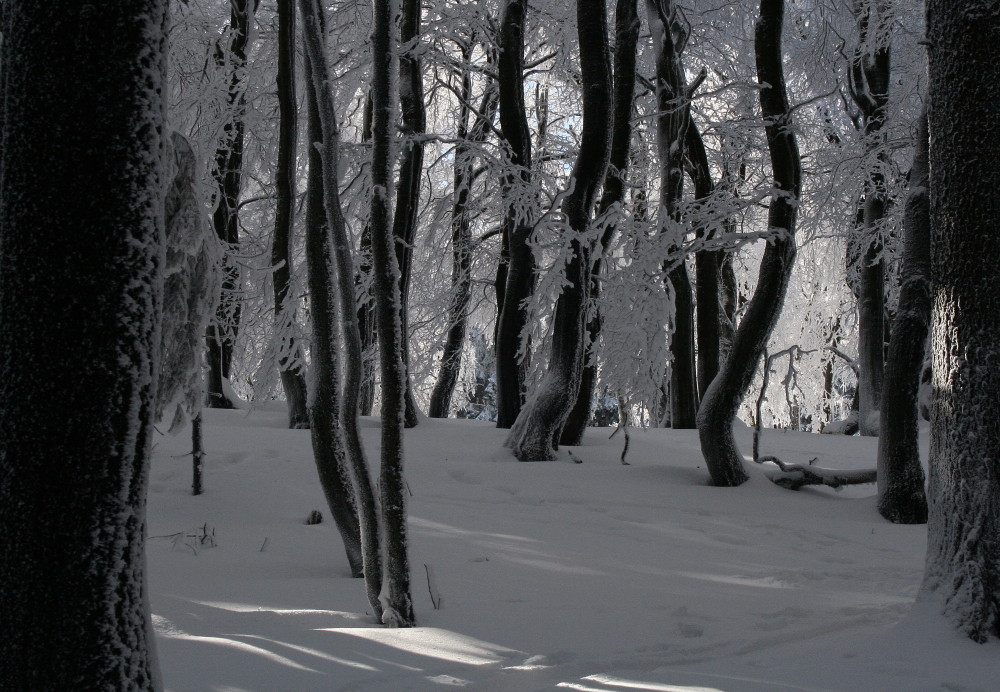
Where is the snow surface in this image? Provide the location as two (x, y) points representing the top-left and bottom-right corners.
(148, 409), (999, 691)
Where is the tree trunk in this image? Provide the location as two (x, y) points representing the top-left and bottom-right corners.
(849, 0), (891, 436)
(300, 0), (384, 621)
(392, 0), (426, 429)
(562, 0), (641, 445)
(0, 4), (167, 687)
(207, 0), (258, 409)
(357, 95), (378, 417)
(919, 0), (1000, 642)
(507, 0), (613, 461)
(302, 48), (365, 581)
(272, 0), (310, 429)
(696, 0), (801, 487)
(371, 0), (416, 626)
(495, 0), (536, 429)
(876, 110), (929, 524)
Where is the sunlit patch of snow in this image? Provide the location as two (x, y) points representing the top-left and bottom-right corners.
(316, 627), (521, 666)
(187, 600), (366, 620)
(675, 572), (795, 589)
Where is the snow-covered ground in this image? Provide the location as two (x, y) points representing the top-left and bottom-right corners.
(148, 408), (999, 691)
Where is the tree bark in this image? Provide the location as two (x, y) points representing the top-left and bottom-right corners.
(272, 0), (310, 429)
(495, 0), (536, 429)
(207, 0), (258, 409)
(562, 0), (641, 445)
(696, 0), (801, 486)
(371, 0), (416, 626)
(392, 0), (426, 428)
(919, 0), (1000, 642)
(0, 4), (167, 687)
(876, 110), (929, 525)
(300, 0), (384, 621)
(507, 0), (613, 460)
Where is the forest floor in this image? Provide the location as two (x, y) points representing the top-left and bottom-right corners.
(148, 407), (999, 691)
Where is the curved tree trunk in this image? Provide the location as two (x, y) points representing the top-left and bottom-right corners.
(272, 0), (310, 429)
(392, 0), (426, 428)
(696, 0), (801, 487)
(562, 0), (641, 445)
(300, 0), (384, 620)
(919, 0), (1000, 642)
(207, 0), (258, 409)
(507, 0), (613, 461)
(877, 109), (929, 524)
(495, 0), (536, 429)
(302, 52), (364, 581)
(371, 0), (416, 626)
(0, 4), (167, 686)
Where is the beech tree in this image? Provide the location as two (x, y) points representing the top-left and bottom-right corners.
(920, 0), (1000, 642)
(0, 3), (167, 687)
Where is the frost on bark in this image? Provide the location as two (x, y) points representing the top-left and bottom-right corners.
(876, 110), (928, 525)
(302, 39), (364, 581)
(507, 0), (613, 461)
(920, 0), (1000, 642)
(562, 0), (641, 445)
(206, 0), (259, 409)
(696, 0), (801, 486)
(495, 0), (537, 429)
(300, 0), (383, 619)
(271, 0), (310, 429)
(371, 0), (416, 626)
(0, 4), (168, 688)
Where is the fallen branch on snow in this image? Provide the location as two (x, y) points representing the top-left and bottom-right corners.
(755, 455), (876, 491)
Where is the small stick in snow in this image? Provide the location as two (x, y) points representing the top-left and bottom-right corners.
(567, 450), (584, 464)
(424, 563), (442, 609)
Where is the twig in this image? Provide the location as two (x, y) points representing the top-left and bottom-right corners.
(424, 563), (442, 610)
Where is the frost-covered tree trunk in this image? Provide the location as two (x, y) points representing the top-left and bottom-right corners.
(0, 4), (167, 688)
(696, 0), (801, 486)
(207, 0), (258, 409)
(495, 0), (536, 429)
(920, 0), (1000, 642)
(272, 0), (310, 429)
(371, 0), (416, 626)
(300, 0), (384, 620)
(876, 110), (928, 524)
(562, 0), (640, 445)
(507, 0), (612, 461)
(302, 47), (365, 580)
(392, 0), (426, 429)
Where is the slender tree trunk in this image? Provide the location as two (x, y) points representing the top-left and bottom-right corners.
(300, 0), (384, 620)
(696, 0), (801, 486)
(877, 109), (929, 524)
(207, 0), (258, 409)
(392, 0), (426, 428)
(302, 49), (364, 581)
(357, 95), (378, 416)
(919, 0), (1000, 642)
(495, 0), (536, 429)
(562, 0), (641, 445)
(371, 0), (416, 626)
(849, 0), (891, 436)
(272, 0), (310, 429)
(507, 0), (613, 460)
(0, 4), (167, 687)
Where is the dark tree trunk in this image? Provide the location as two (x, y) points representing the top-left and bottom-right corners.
(877, 110), (929, 525)
(920, 0), (1000, 642)
(562, 0), (641, 445)
(371, 0), (416, 626)
(507, 0), (613, 460)
(696, 0), (801, 486)
(429, 52), (498, 418)
(648, 0), (698, 429)
(272, 0), (310, 429)
(300, 0), (384, 620)
(495, 0), (536, 429)
(392, 0), (426, 428)
(207, 0), (258, 409)
(302, 50), (364, 581)
(0, 4), (167, 687)
(849, 0), (891, 436)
